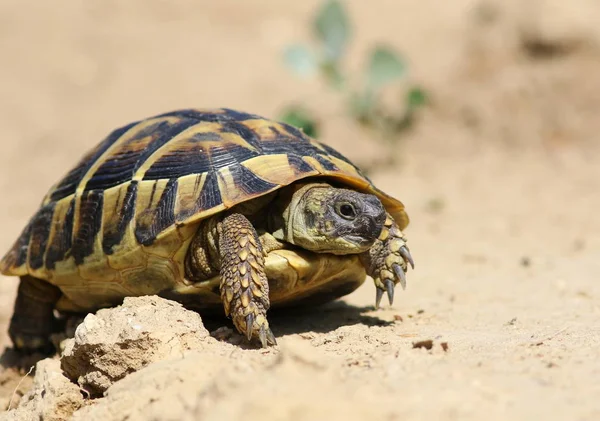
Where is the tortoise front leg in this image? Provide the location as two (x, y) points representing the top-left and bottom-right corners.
(361, 213), (415, 308)
(9, 275), (62, 352)
(218, 213), (277, 347)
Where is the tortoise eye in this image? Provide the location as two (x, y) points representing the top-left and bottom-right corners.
(337, 203), (357, 220)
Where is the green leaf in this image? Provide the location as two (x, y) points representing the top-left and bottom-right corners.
(279, 106), (319, 138)
(313, 0), (350, 61)
(367, 46), (406, 91)
(406, 86), (427, 108)
(320, 61), (346, 90)
(283, 45), (318, 77)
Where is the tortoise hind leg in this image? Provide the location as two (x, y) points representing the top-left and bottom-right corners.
(218, 213), (277, 347)
(9, 275), (61, 352)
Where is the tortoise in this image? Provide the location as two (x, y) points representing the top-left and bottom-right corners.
(0, 108), (413, 350)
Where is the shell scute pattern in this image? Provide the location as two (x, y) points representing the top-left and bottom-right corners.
(27, 203), (55, 271)
(71, 190), (104, 265)
(0, 108), (407, 280)
(45, 198), (75, 270)
(134, 178), (178, 246)
(102, 181), (138, 255)
(83, 119), (191, 191)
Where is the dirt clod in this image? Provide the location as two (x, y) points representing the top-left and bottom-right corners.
(412, 340), (434, 350)
(60, 296), (212, 396)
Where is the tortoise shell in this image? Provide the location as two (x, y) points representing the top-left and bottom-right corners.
(0, 108), (408, 311)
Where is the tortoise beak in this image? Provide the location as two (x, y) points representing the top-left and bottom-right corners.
(342, 195), (385, 247)
(359, 196), (386, 243)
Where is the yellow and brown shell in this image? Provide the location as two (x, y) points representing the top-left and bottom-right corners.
(0, 109), (408, 310)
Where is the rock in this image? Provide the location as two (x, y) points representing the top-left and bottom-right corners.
(60, 296), (212, 396)
(0, 358), (83, 421)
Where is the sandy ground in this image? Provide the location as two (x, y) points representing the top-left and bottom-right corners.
(0, 0), (599, 420)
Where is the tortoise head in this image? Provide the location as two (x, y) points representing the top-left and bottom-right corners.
(275, 183), (386, 255)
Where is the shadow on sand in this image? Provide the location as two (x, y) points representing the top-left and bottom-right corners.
(201, 300), (392, 339)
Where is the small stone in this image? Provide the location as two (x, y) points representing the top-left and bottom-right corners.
(412, 339), (434, 350)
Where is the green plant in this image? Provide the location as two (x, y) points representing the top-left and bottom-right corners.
(280, 0), (426, 144)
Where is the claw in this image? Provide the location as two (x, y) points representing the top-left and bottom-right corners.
(400, 246), (414, 270)
(384, 279), (395, 305)
(245, 313), (254, 341)
(258, 325), (267, 347)
(375, 287), (384, 309)
(259, 324), (277, 347)
(268, 328), (277, 346)
(392, 263), (407, 290)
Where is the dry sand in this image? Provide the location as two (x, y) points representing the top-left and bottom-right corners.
(0, 0), (599, 420)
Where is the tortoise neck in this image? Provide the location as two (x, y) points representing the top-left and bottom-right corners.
(267, 182), (331, 245)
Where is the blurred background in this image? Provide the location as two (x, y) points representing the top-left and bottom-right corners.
(0, 0), (599, 419)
